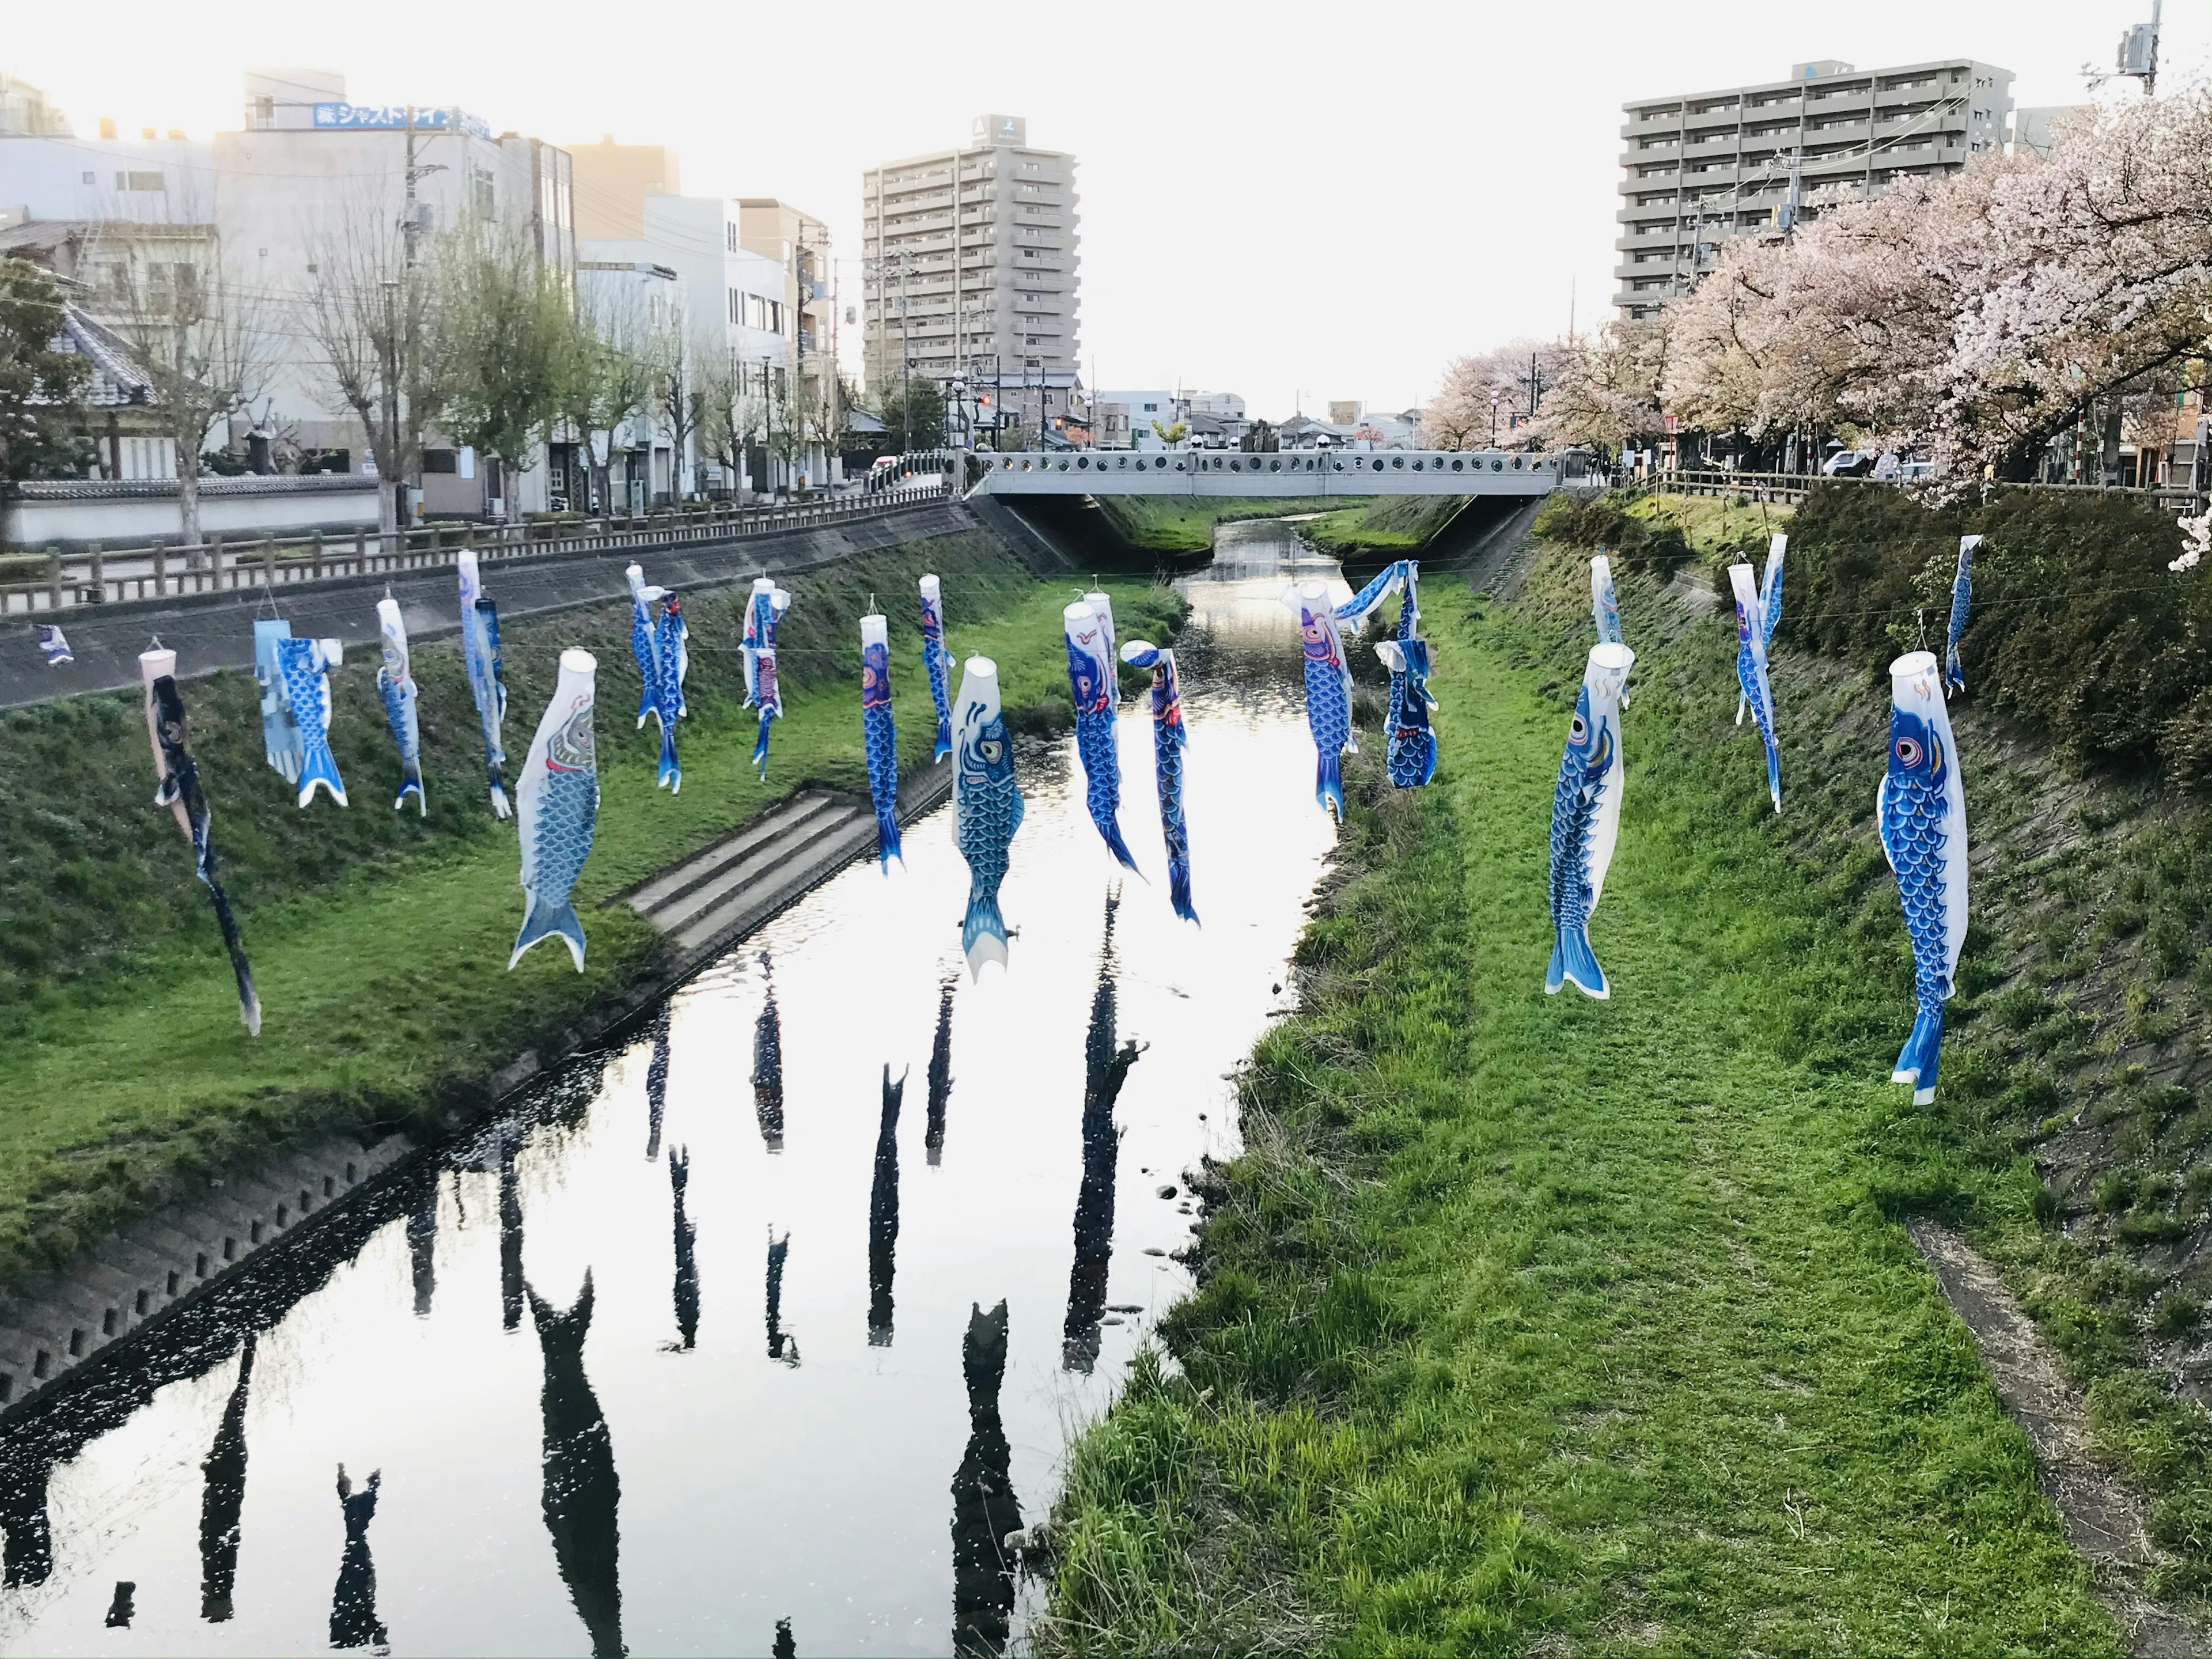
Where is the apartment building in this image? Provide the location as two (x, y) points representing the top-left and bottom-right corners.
(569, 138), (681, 237)
(737, 198), (836, 456)
(861, 115), (1081, 417)
(1616, 57), (2013, 319)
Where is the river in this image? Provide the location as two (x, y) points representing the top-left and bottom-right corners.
(0, 521), (1351, 1658)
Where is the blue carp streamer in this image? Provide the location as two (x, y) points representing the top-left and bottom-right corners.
(626, 564), (684, 792)
(1336, 560), (1435, 789)
(1945, 535), (1977, 694)
(1283, 581), (1354, 819)
(1728, 563), (1782, 813)
(459, 551), (510, 820)
(375, 598), (425, 815)
(1546, 644), (1634, 1000)
(1733, 535), (1785, 725)
(953, 656), (1025, 976)
(919, 574), (954, 762)
(744, 577), (791, 780)
(1592, 554), (1633, 712)
(1064, 597), (1139, 870)
(861, 614), (902, 870)
(143, 656), (261, 1036)
(1878, 652), (1969, 1104)
(511, 650), (601, 972)
(37, 623), (71, 666)
(275, 634), (347, 808)
(1120, 640), (1197, 924)
(252, 618), (304, 785)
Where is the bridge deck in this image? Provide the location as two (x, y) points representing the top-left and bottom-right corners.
(967, 448), (1563, 496)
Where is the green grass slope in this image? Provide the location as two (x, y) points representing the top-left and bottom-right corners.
(1040, 564), (2123, 1654)
(0, 529), (1181, 1289)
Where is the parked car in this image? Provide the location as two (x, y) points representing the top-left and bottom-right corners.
(1821, 450), (1876, 477)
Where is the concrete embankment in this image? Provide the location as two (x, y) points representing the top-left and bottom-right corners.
(5, 498), (970, 710)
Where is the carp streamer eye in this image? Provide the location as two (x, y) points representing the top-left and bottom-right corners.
(1896, 736), (1923, 767)
(1570, 715), (1588, 743)
(980, 740), (1003, 764)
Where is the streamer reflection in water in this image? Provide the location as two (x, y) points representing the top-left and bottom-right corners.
(0, 1442), (52, 1589)
(868, 1065), (906, 1347)
(645, 1009), (671, 1162)
(753, 952), (786, 1152)
(926, 976), (956, 1166)
(406, 1177), (437, 1318)
(499, 1130), (524, 1332)
(199, 1335), (253, 1622)
(1065, 894), (1141, 1373)
(528, 1271), (624, 1659)
(766, 1228), (798, 1366)
(327, 1465), (385, 1650)
(950, 1300), (1021, 1657)
(670, 1146), (699, 1350)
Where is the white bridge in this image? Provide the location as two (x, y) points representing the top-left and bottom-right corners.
(964, 448), (1572, 497)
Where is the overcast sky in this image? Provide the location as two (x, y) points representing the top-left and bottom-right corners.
(8, 0), (2198, 422)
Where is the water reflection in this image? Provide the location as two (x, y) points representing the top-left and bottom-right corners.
(327, 1465), (385, 1650)
(950, 1300), (1021, 1657)
(766, 1229), (798, 1366)
(102, 1582), (134, 1629)
(645, 1009), (671, 1162)
(1065, 895), (1141, 1373)
(198, 1335), (253, 1622)
(774, 1616), (797, 1658)
(528, 1272), (624, 1658)
(754, 952), (786, 1152)
(499, 1129), (525, 1332)
(0, 1448), (51, 1589)
(407, 1179), (438, 1318)
(926, 978), (956, 1166)
(670, 1146), (699, 1350)
(868, 1066), (907, 1347)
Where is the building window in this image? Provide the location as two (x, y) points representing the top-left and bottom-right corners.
(79, 170), (94, 185)
(117, 171), (164, 192)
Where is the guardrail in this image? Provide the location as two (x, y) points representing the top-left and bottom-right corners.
(1652, 468), (2207, 515)
(1, 483), (952, 616)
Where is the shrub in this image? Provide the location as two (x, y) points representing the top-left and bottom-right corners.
(1534, 491), (1692, 576)
(1783, 483), (2212, 786)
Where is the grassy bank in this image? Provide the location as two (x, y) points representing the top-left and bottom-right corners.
(1041, 557), (2135, 1652)
(1090, 494), (1335, 554)
(1302, 494), (1471, 557)
(0, 529), (1182, 1289)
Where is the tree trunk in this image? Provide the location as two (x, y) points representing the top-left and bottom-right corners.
(178, 462), (202, 560)
(378, 478), (400, 537)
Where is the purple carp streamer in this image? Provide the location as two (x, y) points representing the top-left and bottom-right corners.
(459, 550), (511, 820)
(1879, 651), (1969, 1104)
(861, 613), (903, 870)
(919, 574), (954, 762)
(1734, 534), (1785, 725)
(1064, 596), (1139, 870)
(1119, 639), (1196, 924)
(1729, 563), (1782, 813)
(1334, 560), (1435, 789)
(141, 649), (260, 1035)
(1283, 580), (1355, 819)
(744, 577), (791, 780)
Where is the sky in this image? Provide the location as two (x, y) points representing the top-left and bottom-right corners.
(7, 0), (2201, 423)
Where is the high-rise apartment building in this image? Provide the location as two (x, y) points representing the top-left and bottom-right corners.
(861, 115), (1080, 404)
(1616, 57), (2012, 319)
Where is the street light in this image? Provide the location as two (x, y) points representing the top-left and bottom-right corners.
(1490, 389), (1500, 449)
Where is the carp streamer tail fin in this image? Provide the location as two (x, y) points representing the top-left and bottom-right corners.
(1546, 924), (1609, 1001)
(296, 740), (348, 809)
(874, 801), (903, 871)
(1316, 751), (1344, 822)
(394, 774), (425, 815)
(511, 896), (588, 972)
(961, 887), (1009, 978)
(657, 726), (681, 794)
(933, 714), (952, 763)
(1168, 855), (1198, 926)
(488, 775), (512, 821)
(1764, 743), (1782, 815)
(1099, 815), (1141, 874)
(1892, 1005), (1944, 1105)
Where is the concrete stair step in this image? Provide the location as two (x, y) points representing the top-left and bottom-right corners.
(649, 800), (870, 940)
(625, 792), (847, 918)
(669, 809), (881, 957)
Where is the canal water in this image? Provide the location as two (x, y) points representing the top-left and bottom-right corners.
(0, 522), (1351, 1658)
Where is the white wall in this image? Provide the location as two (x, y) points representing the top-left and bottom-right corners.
(0, 134), (215, 221)
(5, 480), (380, 547)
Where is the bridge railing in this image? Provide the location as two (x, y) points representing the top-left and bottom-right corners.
(971, 446), (1568, 493)
(0, 482), (953, 616)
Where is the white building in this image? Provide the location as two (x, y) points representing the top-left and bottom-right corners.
(1097, 389), (1185, 450)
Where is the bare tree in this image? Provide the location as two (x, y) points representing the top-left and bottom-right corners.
(553, 281), (661, 515)
(439, 221), (571, 517)
(301, 188), (448, 540)
(96, 227), (264, 550)
(658, 325), (700, 499)
(695, 341), (762, 498)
